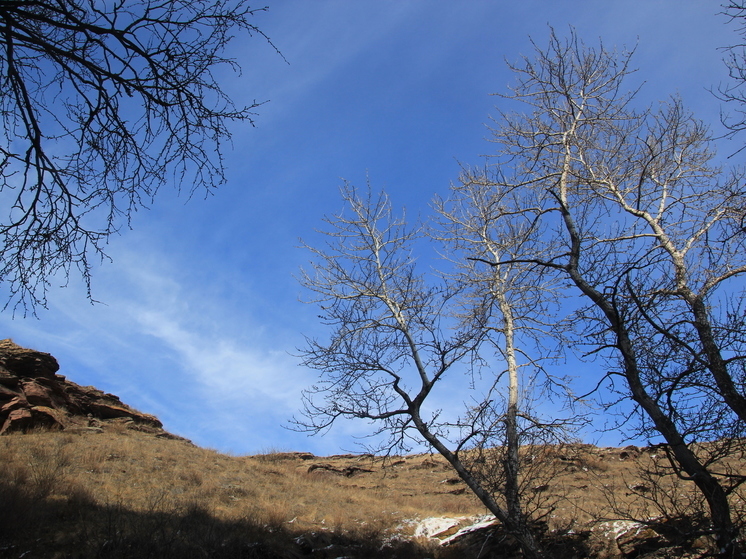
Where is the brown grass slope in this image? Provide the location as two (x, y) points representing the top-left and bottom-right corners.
(0, 426), (467, 558)
(1, 339), (744, 558)
(1, 425), (744, 558)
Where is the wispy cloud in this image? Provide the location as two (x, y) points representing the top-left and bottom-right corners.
(131, 305), (303, 413)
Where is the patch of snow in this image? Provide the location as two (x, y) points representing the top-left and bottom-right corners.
(594, 520), (644, 539)
(440, 516), (497, 546)
(412, 515), (495, 544)
(413, 517), (466, 539)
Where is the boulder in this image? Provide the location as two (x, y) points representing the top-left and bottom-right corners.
(1, 395), (28, 413)
(616, 524), (667, 557)
(0, 406), (65, 434)
(21, 379), (57, 407)
(86, 401), (162, 427)
(0, 408), (33, 433)
(0, 338), (59, 379)
(589, 520), (670, 558)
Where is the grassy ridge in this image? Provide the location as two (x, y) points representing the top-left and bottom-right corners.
(1, 426), (743, 558)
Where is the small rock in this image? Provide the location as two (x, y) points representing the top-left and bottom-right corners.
(691, 534), (715, 551)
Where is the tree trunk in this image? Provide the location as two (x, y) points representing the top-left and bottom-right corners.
(569, 267), (739, 557)
(557, 157), (739, 557)
(498, 279), (524, 524)
(412, 411), (545, 559)
(623, 336), (739, 556)
(686, 291), (746, 423)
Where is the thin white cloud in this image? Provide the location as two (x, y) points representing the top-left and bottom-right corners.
(131, 306), (303, 411)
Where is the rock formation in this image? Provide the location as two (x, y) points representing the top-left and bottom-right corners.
(0, 338), (165, 435)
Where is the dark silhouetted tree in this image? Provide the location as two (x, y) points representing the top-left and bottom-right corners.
(0, 0), (278, 313)
(719, 1), (746, 151)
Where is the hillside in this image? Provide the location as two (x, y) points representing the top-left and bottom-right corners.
(1, 427), (734, 559)
(0, 340), (741, 558)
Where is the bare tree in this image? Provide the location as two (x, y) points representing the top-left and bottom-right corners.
(473, 28), (746, 557)
(433, 170), (578, 537)
(719, 1), (746, 147)
(296, 184), (550, 558)
(0, 0), (278, 313)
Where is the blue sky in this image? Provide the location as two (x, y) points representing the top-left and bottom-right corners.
(1, 1), (741, 456)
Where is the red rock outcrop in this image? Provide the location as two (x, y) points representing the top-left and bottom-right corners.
(0, 339), (164, 435)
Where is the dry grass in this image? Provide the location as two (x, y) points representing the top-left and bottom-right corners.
(0, 428), (468, 558)
(0, 428), (744, 558)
